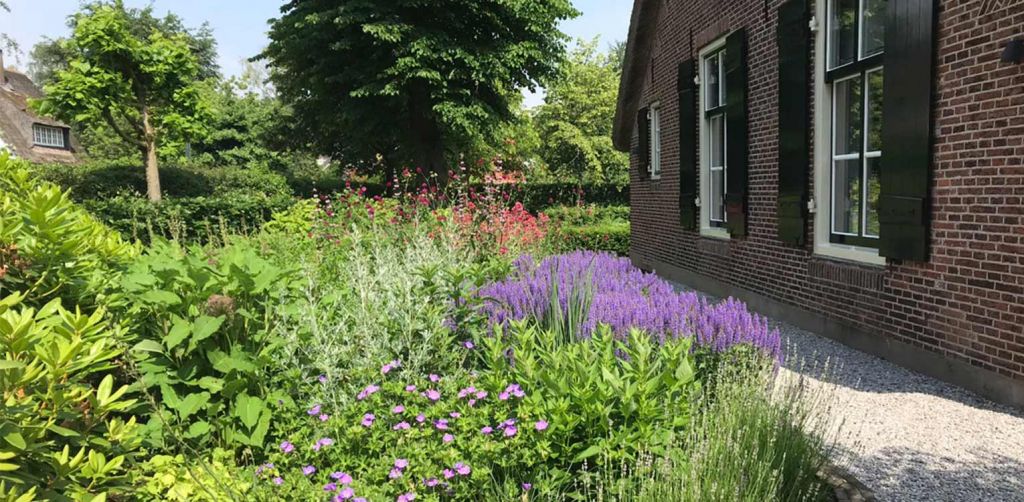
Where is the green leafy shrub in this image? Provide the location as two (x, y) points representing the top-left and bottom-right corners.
(477, 323), (698, 464)
(29, 160), (292, 201)
(28, 159), (297, 244)
(119, 240), (300, 452)
(542, 204), (629, 226)
(0, 293), (142, 500)
(0, 155), (136, 309)
(505, 183), (628, 210)
(559, 365), (835, 502)
(542, 204), (630, 255)
(262, 199), (318, 236)
(554, 221), (630, 256)
(83, 192), (295, 244)
(134, 447), (250, 501)
(281, 171), (347, 198)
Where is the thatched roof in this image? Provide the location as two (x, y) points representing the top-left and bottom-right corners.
(0, 68), (82, 164)
(612, 0), (663, 152)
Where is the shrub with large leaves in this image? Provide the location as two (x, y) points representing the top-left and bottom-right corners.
(120, 240), (299, 452)
(135, 447), (250, 500)
(475, 323), (699, 465)
(0, 293), (142, 501)
(0, 154), (136, 309)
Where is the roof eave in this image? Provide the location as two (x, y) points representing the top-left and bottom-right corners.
(612, 0), (663, 152)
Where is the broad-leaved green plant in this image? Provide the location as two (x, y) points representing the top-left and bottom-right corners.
(0, 293), (141, 500)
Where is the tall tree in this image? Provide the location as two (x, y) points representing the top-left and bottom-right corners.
(34, 1), (211, 201)
(262, 0), (577, 183)
(28, 5), (219, 87)
(534, 39), (628, 184)
(27, 37), (73, 86)
(608, 40), (627, 74)
(190, 77), (297, 171)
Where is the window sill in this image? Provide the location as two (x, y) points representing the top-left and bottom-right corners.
(700, 226), (731, 240)
(813, 241), (886, 266)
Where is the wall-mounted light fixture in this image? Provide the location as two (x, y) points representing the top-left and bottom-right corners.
(1001, 38), (1024, 64)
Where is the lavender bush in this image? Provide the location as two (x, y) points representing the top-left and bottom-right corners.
(478, 251), (782, 361)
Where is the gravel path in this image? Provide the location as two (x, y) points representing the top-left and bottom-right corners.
(674, 283), (1024, 502)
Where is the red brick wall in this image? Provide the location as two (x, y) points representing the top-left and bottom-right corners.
(629, 0), (1024, 382)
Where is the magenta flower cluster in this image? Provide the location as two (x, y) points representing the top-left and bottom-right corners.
(478, 251), (782, 360)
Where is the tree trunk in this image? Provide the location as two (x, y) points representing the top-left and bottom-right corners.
(141, 106), (162, 202)
(408, 81), (449, 186)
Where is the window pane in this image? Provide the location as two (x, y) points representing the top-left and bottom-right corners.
(33, 125), (65, 148)
(862, 0), (886, 57)
(829, 0), (858, 67)
(651, 108), (660, 176)
(833, 158), (862, 234)
(710, 115), (725, 167)
(711, 169), (725, 222)
(718, 54), (726, 107)
(865, 156), (881, 237)
(866, 69), (883, 152)
(833, 77), (862, 156)
(706, 54), (721, 110)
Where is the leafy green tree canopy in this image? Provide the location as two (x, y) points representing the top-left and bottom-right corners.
(262, 0), (578, 183)
(34, 0), (212, 202)
(534, 39), (628, 184)
(28, 3), (219, 86)
(190, 74), (305, 173)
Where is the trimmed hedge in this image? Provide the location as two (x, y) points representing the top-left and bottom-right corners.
(305, 182), (629, 210)
(542, 204), (630, 225)
(83, 192), (295, 243)
(556, 222), (630, 256)
(31, 160), (631, 245)
(544, 204), (630, 256)
(30, 160), (293, 200)
(32, 160), (629, 209)
(507, 183), (628, 209)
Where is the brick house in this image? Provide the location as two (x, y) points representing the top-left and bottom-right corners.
(613, 0), (1023, 406)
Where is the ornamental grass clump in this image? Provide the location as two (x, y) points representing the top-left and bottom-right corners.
(549, 362), (838, 502)
(478, 251), (782, 360)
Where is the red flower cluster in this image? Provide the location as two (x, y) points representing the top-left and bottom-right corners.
(308, 159), (548, 255)
(452, 202), (548, 255)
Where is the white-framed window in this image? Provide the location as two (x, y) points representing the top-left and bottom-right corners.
(32, 124), (66, 148)
(649, 103), (662, 179)
(813, 0), (886, 264)
(699, 36), (729, 238)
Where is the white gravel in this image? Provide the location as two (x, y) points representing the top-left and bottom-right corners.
(674, 283), (1024, 502)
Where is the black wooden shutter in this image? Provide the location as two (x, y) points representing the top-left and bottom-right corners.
(724, 29), (749, 238)
(678, 60), (698, 230)
(879, 0), (936, 261)
(776, 0), (811, 246)
(637, 107), (650, 176)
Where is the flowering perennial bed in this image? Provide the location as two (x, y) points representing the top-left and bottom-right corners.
(3, 156), (834, 502)
(256, 362), (554, 501)
(479, 251), (782, 360)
